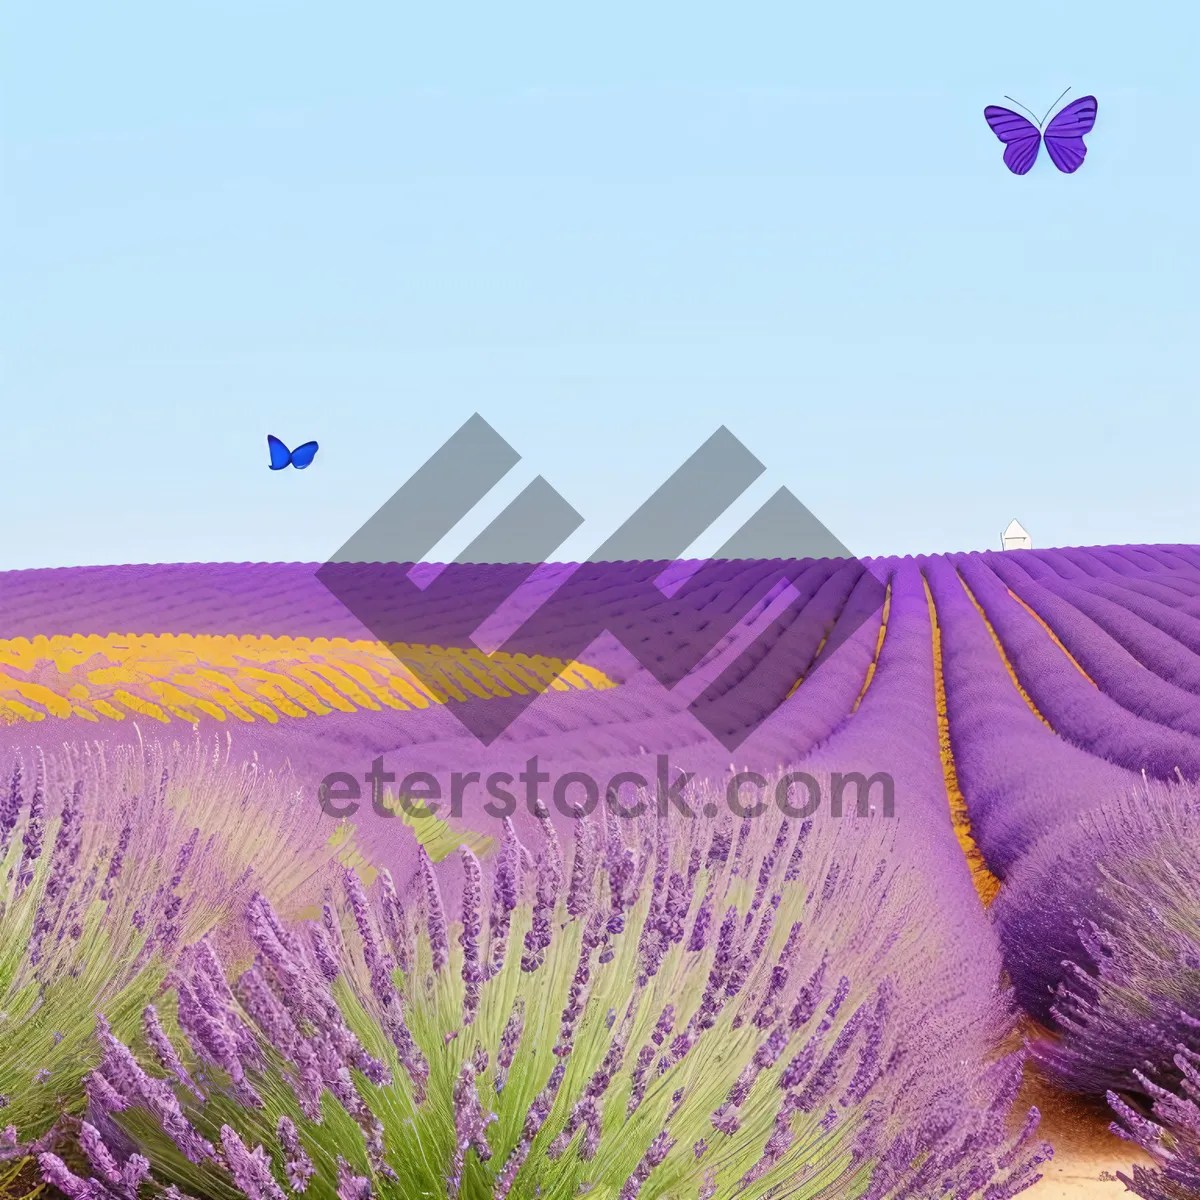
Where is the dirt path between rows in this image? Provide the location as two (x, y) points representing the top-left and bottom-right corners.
(1018, 1067), (1152, 1199)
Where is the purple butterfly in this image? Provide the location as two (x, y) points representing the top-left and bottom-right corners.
(984, 88), (1097, 175)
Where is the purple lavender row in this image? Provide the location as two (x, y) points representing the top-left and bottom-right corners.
(953, 552), (1200, 779)
(1025, 548), (1200, 670)
(922, 554), (1139, 879)
(1012, 553), (1200, 692)
(802, 560), (1006, 973)
(984, 551), (1200, 738)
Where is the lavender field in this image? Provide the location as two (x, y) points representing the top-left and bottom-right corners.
(1, 546), (1198, 1199)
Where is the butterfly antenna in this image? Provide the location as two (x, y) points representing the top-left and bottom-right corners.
(1002, 95), (1044, 127)
(1039, 87), (1072, 126)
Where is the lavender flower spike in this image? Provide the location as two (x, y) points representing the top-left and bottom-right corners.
(459, 846), (485, 1028)
(336, 1157), (373, 1200)
(220, 1124), (288, 1200)
(619, 1131), (676, 1200)
(277, 1116), (315, 1193)
(0, 757), (21, 858)
(143, 1005), (205, 1103)
(14, 756), (46, 899)
(420, 846), (450, 973)
(36, 1154), (103, 1200)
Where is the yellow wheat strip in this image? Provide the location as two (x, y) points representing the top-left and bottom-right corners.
(110, 689), (171, 724)
(323, 659), (414, 710)
(6, 681), (74, 719)
(563, 662), (616, 690)
(0, 632), (617, 725)
(511, 654), (566, 690)
(0, 696), (43, 722)
(250, 684), (310, 719)
(271, 664), (360, 713)
(924, 576), (1002, 907)
(183, 670), (270, 722)
(448, 648), (516, 698)
(432, 651), (499, 700)
(382, 671), (437, 709)
(141, 680), (228, 723)
(236, 666), (334, 714)
(63, 685), (103, 721)
(392, 649), (458, 703)
(491, 658), (546, 692)
(470, 660), (531, 695)
(293, 662), (383, 711)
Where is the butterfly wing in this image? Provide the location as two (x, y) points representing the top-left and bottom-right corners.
(984, 106), (1042, 175)
(267, 434), (292, 470)
(289, 440), (319, 469)
(1043, 95), (1097, 173)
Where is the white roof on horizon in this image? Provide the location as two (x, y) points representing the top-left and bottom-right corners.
(1003, 519), (1030, 538)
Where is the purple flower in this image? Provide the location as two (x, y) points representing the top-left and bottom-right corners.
(789, 953), (828, 1030)
(99, 820), (133, 904)
(565, 821), (595, 918)
(84, 1069), (129, 1116)
(94, 1013), (218, 1164)
(494, 999), (525, 1093)
(220, 1124), (287, 1200)
(419, 847), (450, 973)
(309, 913), (342, 983)
(0, 757), (22, 859)
(487, 819), (522, 979)
(78, 1121), (122, 1187)
(37, 1153), (103, 1199)
(521, 821), (562, 974)
(343, 868), (395, 1004)
(1005, 781), (1200, 1097)
(447, 1061), (496, 1195)
(376, 868), (412, 974)
(618, 1131), (675, 1200)
(459, 846), (485, 1027)
(472, 1043), (489, 1075)
(1106, 1059), (1200, 1199)
(14, 750), (46, 899)
(336, 1157), (373, 1200)
(142, 1005), (205, 1103)
(277, 1115), (315, 1192)
(168, 827), (199, 890)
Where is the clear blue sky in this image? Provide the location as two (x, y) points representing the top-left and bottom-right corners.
(2, 2), (1196, 570)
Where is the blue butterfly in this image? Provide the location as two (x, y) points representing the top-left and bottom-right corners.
(267, 435), (319, 470)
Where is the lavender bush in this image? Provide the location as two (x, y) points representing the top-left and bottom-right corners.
(43, 779), (1049, 1199)
(995, 780), (1200, 1097)
(0, 731), (335, 1194)
(1105, 1049), (1200, 1199)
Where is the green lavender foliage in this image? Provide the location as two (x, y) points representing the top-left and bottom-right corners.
(55, 778), (1050, 1199)
(0, 731), (336, 1196)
